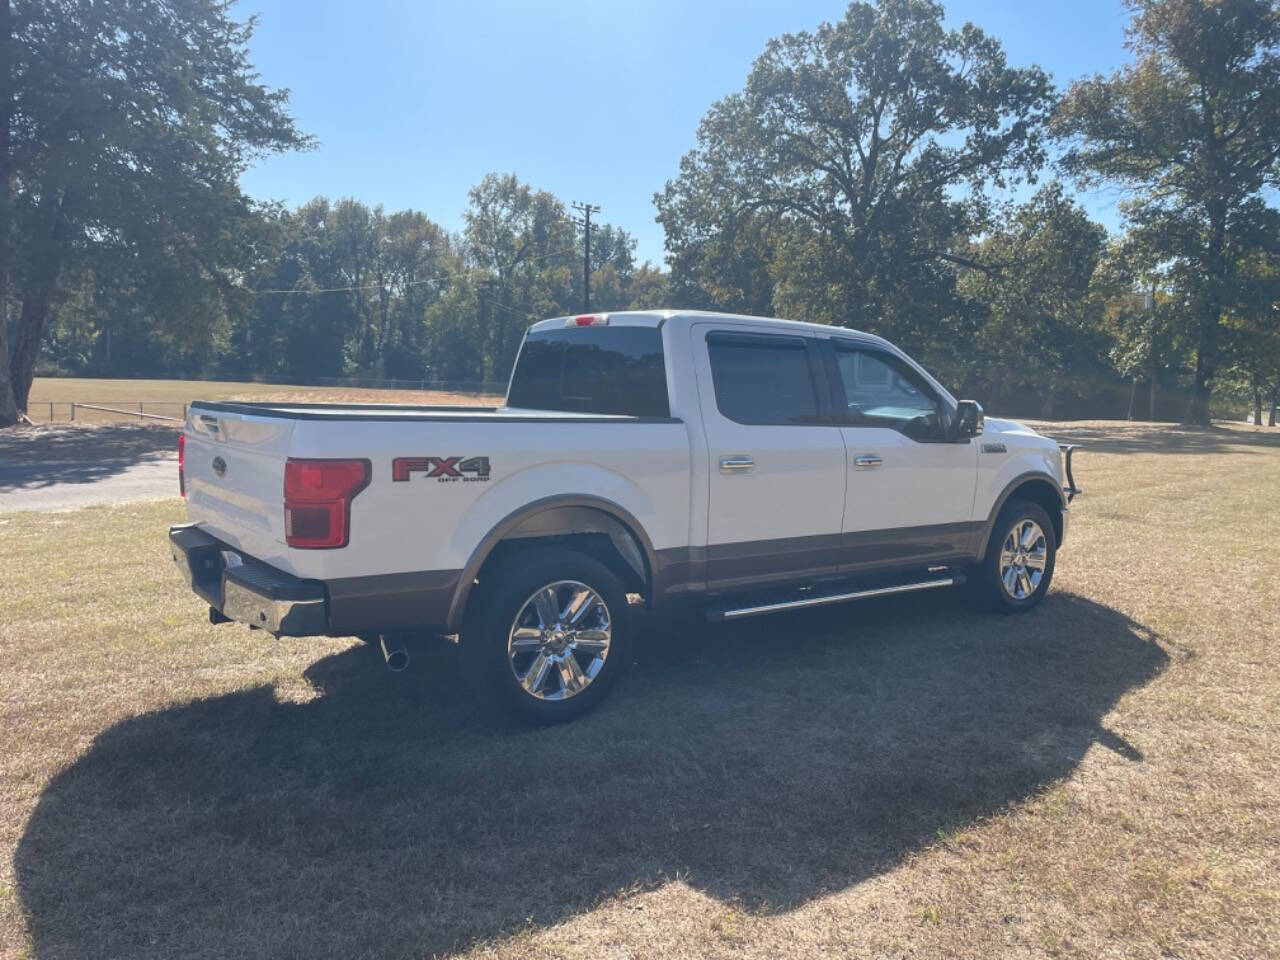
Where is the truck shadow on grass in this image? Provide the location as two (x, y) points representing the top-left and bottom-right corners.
(16, 591), (1167, 959)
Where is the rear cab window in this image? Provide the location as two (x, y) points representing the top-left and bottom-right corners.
(506, 325), (670, 418)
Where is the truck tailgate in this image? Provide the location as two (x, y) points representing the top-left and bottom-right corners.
(183, 405), (295, 568)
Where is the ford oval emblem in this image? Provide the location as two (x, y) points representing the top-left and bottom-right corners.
(212, 456), (227, 477)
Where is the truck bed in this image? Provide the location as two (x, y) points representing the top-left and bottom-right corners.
(180, 399), (693, 594)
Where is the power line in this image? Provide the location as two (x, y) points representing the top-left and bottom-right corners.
(477, 294), (540, 322)
(251, 275), (447, 296)
(249, 246), (577, 296)
(467, 243), (580, 277)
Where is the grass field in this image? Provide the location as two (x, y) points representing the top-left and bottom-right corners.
(1, 421), (1278, 959)
(25, 376), (503, 423)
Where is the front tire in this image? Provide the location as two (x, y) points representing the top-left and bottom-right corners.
(973, 499), (1057, 612)
(461, 548), (632, 723)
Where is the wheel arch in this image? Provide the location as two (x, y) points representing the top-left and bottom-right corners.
(445, 495), (658, 631)
(979, 473), (1066, 559)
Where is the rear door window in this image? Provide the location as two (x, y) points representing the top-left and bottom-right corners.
(506, 326), (669, 417)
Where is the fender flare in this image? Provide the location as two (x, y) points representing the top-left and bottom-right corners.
(445, 494), (658, 631)
(977, 471), (1067, 558)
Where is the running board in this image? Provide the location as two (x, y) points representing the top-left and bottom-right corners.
(709, 575), (960, 622)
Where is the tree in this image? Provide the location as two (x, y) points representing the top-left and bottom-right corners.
(327, 199), (380, 369)
(957, 183), (1110, 415)
(568, 221), (641, 313)
(1221, 248), (1280, 422)
(627, 263), (672, 310)
(261, 198), (359, 379)
(655, 0), (1054, 356)
(374, 210), (458, 377)
(660, 199), (778, 316)
(463, 174), (576, 379)
(1092, 244), (1183, 422)
(0, 0), (16, 423)
(0, 0), (308, 424)
(1056, 0), (1280, 425)
(586, 224), (637, 282)
(421, 275), (484, 382)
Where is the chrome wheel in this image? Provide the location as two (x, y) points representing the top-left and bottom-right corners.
(507, 580), (612, 701)
(999, 519), (1048, 600)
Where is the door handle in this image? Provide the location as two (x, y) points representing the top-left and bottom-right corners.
(854, 454), (883, 470)
(719, 455), (755, 474)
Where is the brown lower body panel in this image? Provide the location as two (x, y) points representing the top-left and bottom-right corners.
(654, 521), (985, 599)
(322, 522), (984, 635)
(326, 569), (461, 636)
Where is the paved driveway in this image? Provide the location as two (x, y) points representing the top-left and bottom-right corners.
(0, 424), (180, 512)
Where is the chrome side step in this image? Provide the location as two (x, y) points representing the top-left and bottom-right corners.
(713, 577), (956, 621)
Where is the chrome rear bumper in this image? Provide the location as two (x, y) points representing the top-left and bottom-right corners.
(169, 524), (327, 636)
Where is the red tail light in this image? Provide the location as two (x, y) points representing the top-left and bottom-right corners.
(178, 433), (186, 497)
(284, 458), (370, 549)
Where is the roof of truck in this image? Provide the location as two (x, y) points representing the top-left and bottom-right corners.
(528, 309), (894, 348)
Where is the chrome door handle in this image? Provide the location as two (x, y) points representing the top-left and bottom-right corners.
(719, 455), (755, 474)
(854, 454), (883, 470)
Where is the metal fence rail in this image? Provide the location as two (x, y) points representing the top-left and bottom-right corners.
(69, 402), (185, 423)
(28, 382), (507, 424)
(32, 375), (509, 393)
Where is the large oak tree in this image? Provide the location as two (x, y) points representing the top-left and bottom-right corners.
(655, 0), (1054, 358)
(1055, 0), (1280, 424)
(0, 0), (308, 424)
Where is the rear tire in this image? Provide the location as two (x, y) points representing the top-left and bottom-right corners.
(461, 547), (632, 723)
(973, 499), (1057, 612)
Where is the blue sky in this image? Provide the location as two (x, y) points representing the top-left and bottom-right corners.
(239, 0), (1135, 266)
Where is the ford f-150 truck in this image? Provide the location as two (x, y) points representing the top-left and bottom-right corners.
(170, 310), (1079, 722)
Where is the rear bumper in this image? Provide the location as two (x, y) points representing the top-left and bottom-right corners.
(168, 524), (327, 636)
(168, 524), (461, 637)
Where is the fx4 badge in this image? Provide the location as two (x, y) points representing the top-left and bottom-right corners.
(392, 456), (491, 483)
(981, 442), (1008, 454)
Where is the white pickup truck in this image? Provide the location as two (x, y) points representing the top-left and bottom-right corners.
(171, 310), (1079, 721)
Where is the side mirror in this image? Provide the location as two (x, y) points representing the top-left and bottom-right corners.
(953, 400), (984, 439)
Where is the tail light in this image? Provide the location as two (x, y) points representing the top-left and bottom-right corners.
(178, 433), (185, 497)
(284, 458), (370, 549)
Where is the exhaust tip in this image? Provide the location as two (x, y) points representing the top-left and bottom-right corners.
(379, 635), (410, 673)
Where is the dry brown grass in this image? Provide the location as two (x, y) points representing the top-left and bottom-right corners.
(1, 420), (1278, 959)
(25, 377), (503, 424)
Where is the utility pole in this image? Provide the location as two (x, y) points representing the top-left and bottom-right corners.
(1145, 285), (1157, 422)
(571, 201), (600, 312)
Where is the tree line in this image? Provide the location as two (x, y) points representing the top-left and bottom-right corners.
(3, 0), (1279, 427)
(46, 179), (668, 388)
